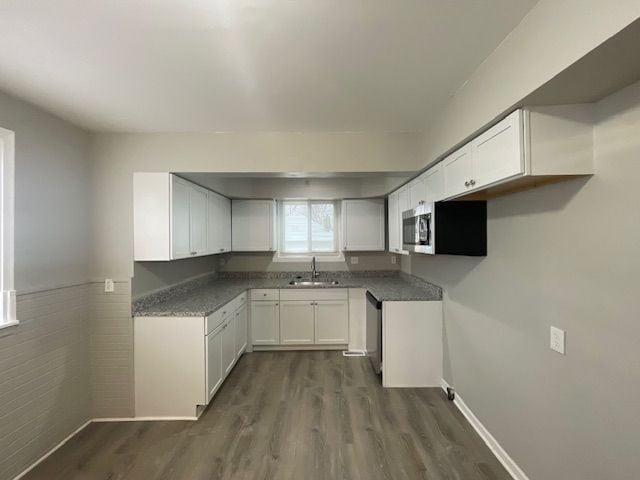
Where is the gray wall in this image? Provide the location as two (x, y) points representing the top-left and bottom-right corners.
(0, 91), (93, 479)
(133, 255), (228, 298)
(403, 80), (640, 480)
(223, 252), (399, 273)
(0, 90), (91, 291)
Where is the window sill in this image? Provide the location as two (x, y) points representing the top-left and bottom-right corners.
(0, 319), (19, 331)
(272, 253), (345, 263)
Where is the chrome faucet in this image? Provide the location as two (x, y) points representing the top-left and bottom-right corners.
(311, 256), (319, 278)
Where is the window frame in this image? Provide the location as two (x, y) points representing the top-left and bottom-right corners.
(0, 127), (16, 330)
(275, 199), (344, 262)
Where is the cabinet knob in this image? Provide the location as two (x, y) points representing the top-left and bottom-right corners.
(470, 179), (476, 186)
(464, 181), (470, 187)
(219, 248), (224, 252)
(190, 251), (197, 255)
(275, 303), (279, 306)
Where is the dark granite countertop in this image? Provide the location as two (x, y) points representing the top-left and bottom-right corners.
(132, 271), (442, 317)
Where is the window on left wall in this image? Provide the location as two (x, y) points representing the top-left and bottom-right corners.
(0, 127), (16, 329)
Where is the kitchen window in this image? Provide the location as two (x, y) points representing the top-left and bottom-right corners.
(277, 200), (341, 259)
(0, 127), (16, 329)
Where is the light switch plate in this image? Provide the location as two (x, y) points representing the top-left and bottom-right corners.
(550, 326), (565, 354)
(350, 256), (359, 265)
(104, 278), (115, 293)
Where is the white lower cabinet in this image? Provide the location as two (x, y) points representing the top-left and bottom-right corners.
(206, 327), (223, 402)
(235, 303), (248, 356)
(134, 293), (247, 419)
(221, 314), (236, 376)
(279, 301), (315, 344)
(252, 289), (349, 347)
(315, 300), (349, 344)
(251, 299), (280, 345)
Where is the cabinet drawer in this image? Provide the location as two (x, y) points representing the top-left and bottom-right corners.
(206, 304), (234, 335)
(280, 288), (348, 301)
(251, 289), (279, 301)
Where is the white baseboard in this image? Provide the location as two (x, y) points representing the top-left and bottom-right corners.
(13, 419), (92, 480)
(440, 379), (530, 480)
(93, 416), (197, 422)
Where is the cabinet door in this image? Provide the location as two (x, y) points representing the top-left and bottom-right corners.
(397, 187), (410, 254)
(443, 145), (473, 199)
(408, 179), (426, 208)
(387, 192), (400, 254)
(235, 304), (248, 357)
(171, 176), (191, 259)
(220, 196), (232, 252)
(472, 110), (524, 189)
(315, 300), (349, 344)
(232, 200), (276, 251)
(251, 301), (279, 345)
(341, 199), (385, 251)
(423, 165), (444, 203)
(189, 184), (208, 255)
(279, 301), (315, 345)
(206, 329), (223, 402)
(221, 316), (236, 376)
(208, 191), (231, 254)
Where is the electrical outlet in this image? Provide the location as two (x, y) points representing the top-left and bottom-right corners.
(390, 255), (397, 264)
(104, 278), (115, 293)
(550, 326), (565, 354)
(350, 256), (359, 265)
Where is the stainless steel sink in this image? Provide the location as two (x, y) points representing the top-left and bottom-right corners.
(288, 280), (339, 286)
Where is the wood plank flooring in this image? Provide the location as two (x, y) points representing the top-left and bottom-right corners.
(22, 351), (510, 480)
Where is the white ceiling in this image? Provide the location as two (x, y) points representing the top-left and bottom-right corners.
(0, 0), (537, 132)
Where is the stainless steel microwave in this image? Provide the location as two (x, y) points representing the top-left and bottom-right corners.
(402, 201), (487, 256)
(402, 203), (434, 254)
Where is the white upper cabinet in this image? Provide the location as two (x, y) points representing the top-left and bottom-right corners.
(471, 109), (524, 188)
(207, 191), (231, 254)
(341, 199), (385, 251)
(423, 164), (444, 203)
(188, 183), (209, 257)
(134, 173), (230, 261)
(387, 191), (401, 254)
(408, 179), (426, 209)
(171, 176), (192, 259)
(231, 200), (276, 251)
(443, 144), (474, 199)
(438, 106), (593, 200)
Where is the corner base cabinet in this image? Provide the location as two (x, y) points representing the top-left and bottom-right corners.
(134, 292), (247, 419)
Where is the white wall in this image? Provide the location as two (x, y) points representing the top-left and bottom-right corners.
(404, 80), (640, 480)
(419, 0), (640, 169)
(90, 131), (420, 278)
(0, 90), (91, 291)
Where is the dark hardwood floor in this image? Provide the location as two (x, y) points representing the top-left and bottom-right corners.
(24, 351), (509, 480)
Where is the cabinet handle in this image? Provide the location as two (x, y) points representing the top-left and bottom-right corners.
(464, 181), (470, 187)
(190, 251), (197, 255)
(275, 303), (279, 306)
(470, 179), (476, 186)
(219, 248), (224, 252)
